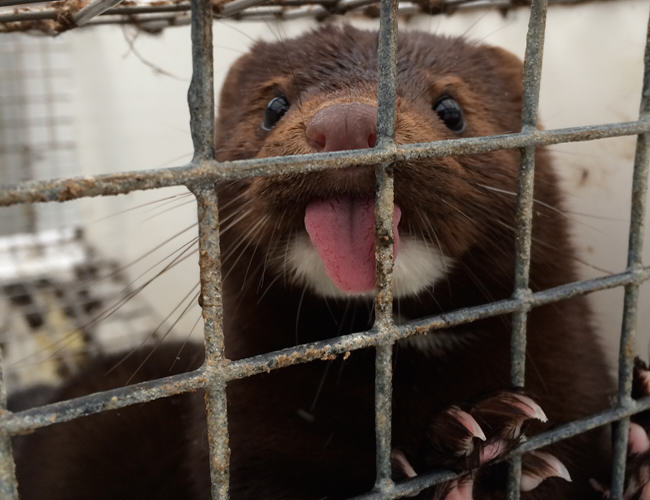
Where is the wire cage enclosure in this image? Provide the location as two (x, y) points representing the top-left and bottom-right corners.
(0, 0), (649, 499)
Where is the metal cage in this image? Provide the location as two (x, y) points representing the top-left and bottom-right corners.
(0, 1), (649, 499)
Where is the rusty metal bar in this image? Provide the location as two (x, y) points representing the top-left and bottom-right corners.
(187, 0), (230, 496)
(188, 0), (214, 163)
(192, 188), (230, 500)
(0, 345), (18, 500)
(0, 0), (626, 27)
(507, 0), (547, 497)
(510, 0), (547, 393)
(2, 121), (649, 207)
(373, 0), (399, 492)
(610, 12), (650, 500)
(2, 369), (206, 434)
(0, 434), (18, 500)
(0, 266), (648, 437)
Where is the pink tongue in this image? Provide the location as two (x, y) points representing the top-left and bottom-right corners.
(304, 198), (401, 293)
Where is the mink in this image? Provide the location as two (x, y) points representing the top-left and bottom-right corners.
(12, 25), (615, 499)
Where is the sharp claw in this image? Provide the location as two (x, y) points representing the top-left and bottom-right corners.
(506, 393), (548, 423)
(448, 406), (486, 441)
(520, 451), (571, 492)
(473, 392), (547, 425)
(629, 422), (650, 455)
(428, 406), (488, 462)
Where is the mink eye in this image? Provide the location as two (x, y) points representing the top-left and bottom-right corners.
(433, 95), (465, 133)
(262, 95), (290, 131)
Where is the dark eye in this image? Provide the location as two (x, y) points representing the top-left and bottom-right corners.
(433, 95), (465, 133)
(262, 95), (290, 131)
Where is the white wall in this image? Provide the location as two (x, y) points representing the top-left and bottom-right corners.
(53, 0), (649, 367)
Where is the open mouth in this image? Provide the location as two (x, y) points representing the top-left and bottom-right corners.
(304, 196), (401, 293)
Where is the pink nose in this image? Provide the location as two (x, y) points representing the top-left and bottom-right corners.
(306, 103), (378, 152)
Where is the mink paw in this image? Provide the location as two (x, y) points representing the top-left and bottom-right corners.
(591, 358), (650, 500)
(392, 392), (571, 499)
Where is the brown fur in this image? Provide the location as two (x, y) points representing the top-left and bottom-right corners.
(13, 25), (612, 499)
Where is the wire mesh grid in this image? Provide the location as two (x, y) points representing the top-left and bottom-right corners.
(0, 0), (649, 499)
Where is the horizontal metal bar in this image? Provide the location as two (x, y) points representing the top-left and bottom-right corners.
(0, 0), (623, 22)
(1, 368), (206, 434)
(104, 4), (189, 14)
(224, 266), (650, 381)
(0, 0), (413, 23)
(1, 120), (648, 207)
(2, 266), (648, 435)
(0, 10), (53, 21)
(83, 13), (188, 28)
(0, 0), (57, 6)
(518, 395), (650, 454)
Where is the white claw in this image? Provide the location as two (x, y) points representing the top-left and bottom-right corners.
(448, 406), (486, 441)
(510, 393), (548, 423)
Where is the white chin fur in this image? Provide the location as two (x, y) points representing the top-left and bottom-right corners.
(286, 234), (453, 299)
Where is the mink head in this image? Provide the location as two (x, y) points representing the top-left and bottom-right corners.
(214, 25), (568, 303)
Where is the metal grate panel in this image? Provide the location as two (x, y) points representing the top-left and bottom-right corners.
(0, 0), (649, 499)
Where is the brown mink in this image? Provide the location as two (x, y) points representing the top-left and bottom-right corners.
(11, 25), (622, 499)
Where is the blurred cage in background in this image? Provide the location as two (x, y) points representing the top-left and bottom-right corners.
(0, 35), (167, 394)
(0, 0), (649, 499)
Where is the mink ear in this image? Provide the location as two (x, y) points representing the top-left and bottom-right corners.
(483, 45), (546, 130)
(484, 45), (525, 103)
(215, 53), (254, 145)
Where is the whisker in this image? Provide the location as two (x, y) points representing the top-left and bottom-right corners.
(168, 311), (204, 373)
(294, 286), (307, 345)
(123, 287), (202, 385)
(90, 192), (192, 223)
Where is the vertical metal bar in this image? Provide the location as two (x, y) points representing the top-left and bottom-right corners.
(610, 13), (650, 499)
(374, 342), (394, 493)
(0, 435), (19, 500)
(507, 1), (547, 499)
(0, 346), (19, 500)
(188, 0), (227, 497)
(194, 188), (230, 500)
(374, 0), (399, 493)
(375, 0), (398, 146)
(511, 0), (547, 387)
(188, 0), (214, 162)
